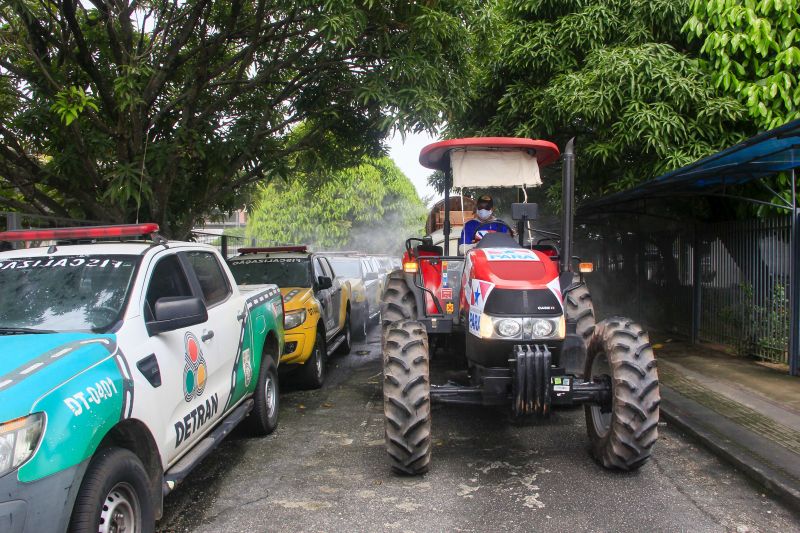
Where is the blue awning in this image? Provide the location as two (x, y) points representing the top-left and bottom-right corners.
(579, 118), (800, 214)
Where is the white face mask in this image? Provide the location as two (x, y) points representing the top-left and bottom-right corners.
(477, 209), (492, 220)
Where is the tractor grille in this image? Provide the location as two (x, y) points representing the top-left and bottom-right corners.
(484, 288), (560, 316)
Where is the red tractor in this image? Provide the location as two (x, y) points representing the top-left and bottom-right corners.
(381, 138), (659, 474)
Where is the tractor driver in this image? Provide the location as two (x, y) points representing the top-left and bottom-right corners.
(459, 194), (509, 246)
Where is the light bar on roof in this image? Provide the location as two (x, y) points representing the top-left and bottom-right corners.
(238, 246), (308, 254)
(0, 223), (160, 242)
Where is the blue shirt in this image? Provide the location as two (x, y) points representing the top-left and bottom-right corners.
(459, 219), (509, 245)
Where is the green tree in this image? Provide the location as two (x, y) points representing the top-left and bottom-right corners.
(247, 157), (425, 252)
(684, 0), (800, 130)
(0, 0), (473, 236)
(446, 0), (753, 204)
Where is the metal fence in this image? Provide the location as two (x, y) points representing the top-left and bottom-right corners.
(576, 215), (791, 364)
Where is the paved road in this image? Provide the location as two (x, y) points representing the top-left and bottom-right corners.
(158, 326), (800, 533)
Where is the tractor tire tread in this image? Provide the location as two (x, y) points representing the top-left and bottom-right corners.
(382, 277), (417, 325)
(565, 281), (596, 345)
(382, 319), (431, 476)
(584, 316), (660, 471)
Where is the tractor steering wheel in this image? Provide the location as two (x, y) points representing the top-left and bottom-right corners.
(472, 220), (514, 242)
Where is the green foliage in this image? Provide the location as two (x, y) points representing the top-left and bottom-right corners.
(685, 0), (800, 130)
(49, 87), (99, 126)
(718, 282), (788, 361)
(247, 157), (426, 253)
(447, 0), (754, 207)
(0, 0), (474, 237)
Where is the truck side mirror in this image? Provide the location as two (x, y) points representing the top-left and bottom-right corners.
(317, 276), (333, 290)
(147, 296), (208, 335)
(511, 202), (538, 221)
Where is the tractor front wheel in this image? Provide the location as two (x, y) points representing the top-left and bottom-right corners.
(382, 319), (431, 475)
(584, 317), (660, 471)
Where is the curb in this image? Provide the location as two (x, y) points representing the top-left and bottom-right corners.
(660, 389), (800, 512)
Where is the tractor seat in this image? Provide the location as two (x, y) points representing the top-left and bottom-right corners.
(415, 243), (443, 256)
(476, 232), (522, 249)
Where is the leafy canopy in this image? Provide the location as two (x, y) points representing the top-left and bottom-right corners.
(446, 0), (753, 204)
(0, 0), (473, 236)
(246, 157), (426, 252)
(684, 0), (800, 130)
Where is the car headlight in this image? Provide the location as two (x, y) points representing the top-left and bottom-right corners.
(284, 310), (307, 330)
(0, 413), (44, 477)
(495, 318), (522, 338)
(531, 319), (554, 337)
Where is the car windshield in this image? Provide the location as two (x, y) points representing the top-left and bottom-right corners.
(0, 254), (139, 333)
(327, 258), (362, 279)
(228, 256), (310, 287)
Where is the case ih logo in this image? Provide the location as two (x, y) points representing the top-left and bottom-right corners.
(183, 332), (207, 402)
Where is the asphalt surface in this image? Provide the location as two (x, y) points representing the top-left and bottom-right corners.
(158, 325), (800, 533)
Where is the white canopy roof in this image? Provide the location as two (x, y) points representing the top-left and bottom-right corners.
(450, 149), (541, 188)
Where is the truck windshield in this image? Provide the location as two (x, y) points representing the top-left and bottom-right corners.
(227, 257), (310, 287)
(327, 258), (362, 279)
(0, 255), (139, 333)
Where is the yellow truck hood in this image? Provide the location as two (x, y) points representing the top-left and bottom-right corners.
(280, 287), (313, 312)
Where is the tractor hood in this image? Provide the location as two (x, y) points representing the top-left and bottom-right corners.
(464, 247), (563, 316)
(0, 333), (117, 421)
(467, 247), (559, 289)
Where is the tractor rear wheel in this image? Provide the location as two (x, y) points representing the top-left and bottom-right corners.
(565, 278), (595, 347)
(382, 275), (417, 325)
(383, 319), (431, 475)
(584, 317), (660, 471)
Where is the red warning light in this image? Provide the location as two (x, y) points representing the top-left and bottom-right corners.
(0, 223), (160, 242)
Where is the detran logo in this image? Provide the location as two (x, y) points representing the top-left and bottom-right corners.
(183, 332), (208, 402)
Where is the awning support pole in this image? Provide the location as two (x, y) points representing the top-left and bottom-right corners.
(790, 168), (799, 376)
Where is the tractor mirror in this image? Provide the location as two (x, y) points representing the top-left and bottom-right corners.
(512, 202), (538, 221)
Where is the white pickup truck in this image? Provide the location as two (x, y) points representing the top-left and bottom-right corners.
(0, 224), (284, 533)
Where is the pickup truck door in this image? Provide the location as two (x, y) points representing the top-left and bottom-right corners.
(313, 257), (336, 336)
(321, 257), (343, 329)
(135, 251), (220, 462)
(183, 251), (250, 410)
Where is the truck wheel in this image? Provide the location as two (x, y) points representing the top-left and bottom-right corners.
(584, 317), (659, 471)
(299, 330), (326, 390)
(336, 310), (352, 354)
(565, 279), (595, 346)
(68, 447), (154, 533)
(382, 277), (417, 325)
(383, 319), (431, 475)
(247, 354), (280, 435)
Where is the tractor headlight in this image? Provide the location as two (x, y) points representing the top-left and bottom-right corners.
(284, 310), (307, 330)
(495, 319), (522, 338)
(0, 413), (44, 477)
(474, 314), (564, 341)
(531, 319), (554, 338)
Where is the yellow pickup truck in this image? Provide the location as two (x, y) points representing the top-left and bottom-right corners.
(227, 246), (352, 388)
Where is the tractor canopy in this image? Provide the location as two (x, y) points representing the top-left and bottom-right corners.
(419, 138), (560, 189)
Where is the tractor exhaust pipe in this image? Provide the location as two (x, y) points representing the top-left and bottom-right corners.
(560, 138), (575, 273)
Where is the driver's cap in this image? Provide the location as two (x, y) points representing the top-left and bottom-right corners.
(477, 195), (493, 208)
